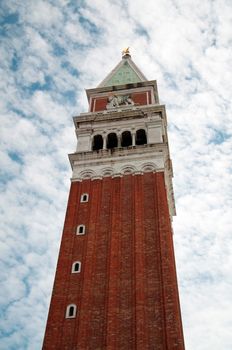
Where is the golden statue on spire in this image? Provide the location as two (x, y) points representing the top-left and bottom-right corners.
(122, 47), (130, 57)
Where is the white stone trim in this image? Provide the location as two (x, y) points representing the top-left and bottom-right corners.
(141, 163), (157, 173)
(101, 167), (114, 177)
(72, 159), (160, 181)
(79, 170), (96, 180)
(120, 165), (137, 175)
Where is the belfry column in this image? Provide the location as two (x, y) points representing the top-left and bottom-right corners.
(103, 134), (107, 149)
(132, 131), (136, 146)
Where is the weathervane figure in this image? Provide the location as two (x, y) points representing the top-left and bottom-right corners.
(122, 47), (130, 57)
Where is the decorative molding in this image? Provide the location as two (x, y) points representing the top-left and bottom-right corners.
(120, 165), (137, 175)
(141, 163), (157, 173)
(101, 167), (114, 177)
(79, 170), (96, 179)
(72, 162), (158, 181)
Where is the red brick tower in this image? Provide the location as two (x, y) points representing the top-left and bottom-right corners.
(43, 50), (185, 349)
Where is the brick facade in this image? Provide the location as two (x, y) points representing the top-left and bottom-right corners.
(43, 172), (184, 349)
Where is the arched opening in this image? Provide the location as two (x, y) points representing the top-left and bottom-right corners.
(92, 134), (103, 151)
(69, 306), (75, 316)
(121, 131), (132, 147)
(72, 261), (81, 273)
(76, 225), (85, 235)
(80, 193), (89, 203)
(66, 304), (77, 318)
(107, 133), (118, 149)
(136, 129), (147, 145)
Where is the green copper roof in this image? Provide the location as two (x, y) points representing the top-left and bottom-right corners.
(102, 60), (143, 87)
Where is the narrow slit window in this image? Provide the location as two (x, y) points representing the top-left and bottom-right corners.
(65, 304), (77, 318)
(80, 193), (89, 203)
(76, 225), (85, 235)
(72, 261), (81, 273)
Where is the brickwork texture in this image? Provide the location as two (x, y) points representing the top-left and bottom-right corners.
(43, 172), (184, 350)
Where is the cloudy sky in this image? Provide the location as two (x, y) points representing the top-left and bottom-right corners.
(1, 0), (232, 349)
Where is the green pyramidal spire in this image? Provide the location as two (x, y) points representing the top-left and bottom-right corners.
(98, 49), (147, 87)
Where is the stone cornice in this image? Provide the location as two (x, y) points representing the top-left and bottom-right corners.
(86, 80), (157, 99)
(73, 104), (167, 126)
(69, 143), (167, 170)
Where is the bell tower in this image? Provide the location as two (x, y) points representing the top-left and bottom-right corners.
(43, 50), (185, 349)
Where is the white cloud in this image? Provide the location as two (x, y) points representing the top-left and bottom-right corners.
(25, 0), (63, 27)
(65, 21), (91, 44)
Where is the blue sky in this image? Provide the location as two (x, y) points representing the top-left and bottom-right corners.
(1, 0), (232, 349)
